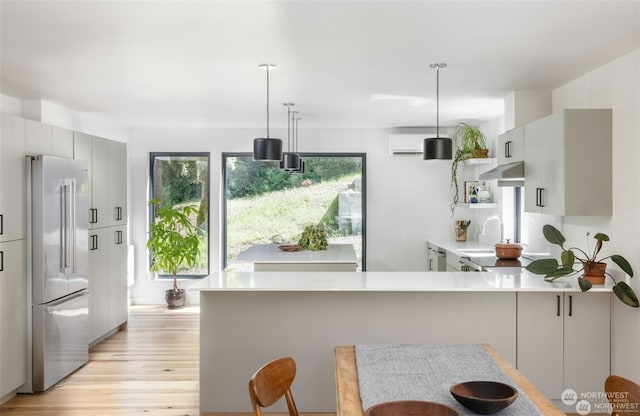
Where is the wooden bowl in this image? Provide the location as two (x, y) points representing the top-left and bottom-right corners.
(450, 381), (518, 414)
(278, 245), (302, 252)
(364, 400), (459, 416)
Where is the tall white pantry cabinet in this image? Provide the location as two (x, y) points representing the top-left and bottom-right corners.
(73, 132), (128, 344)
(0, 114), (128, 400)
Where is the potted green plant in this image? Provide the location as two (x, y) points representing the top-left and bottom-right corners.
(450, 123), (489, 213)
(298, 224), (328, 251)
(147, 198), (202, 309)
(526, 224), (639, 307)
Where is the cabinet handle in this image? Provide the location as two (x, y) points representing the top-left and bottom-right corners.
(0, 250), (3, 271)
(0, 214), (3, 235)
(115, 206), (123, 221)
(536, 188), (546, 207)
(557, 295), (561, 317)
(90, 234), (98, 251)
(115, 230), (123, 245)
(568, 295), (573, 317)
(429, 259), (433, 271)
(505, 141), (512, 158)
(89, 208), (98, 224)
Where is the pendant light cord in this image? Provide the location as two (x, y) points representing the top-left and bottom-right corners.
(436, 66), (440, 138)
(266, 67), (270, 138)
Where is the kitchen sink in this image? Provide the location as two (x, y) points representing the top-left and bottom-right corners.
(459, 249), (496, 258)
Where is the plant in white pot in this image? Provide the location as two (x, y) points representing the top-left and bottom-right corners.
(147, 198), (202, 309)
(526, 224), (639, 307)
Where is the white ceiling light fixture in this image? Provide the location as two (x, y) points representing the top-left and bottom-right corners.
(253, 64), (283, 161)
(424, 63), (453, 160)
(280, 102), (301, 171)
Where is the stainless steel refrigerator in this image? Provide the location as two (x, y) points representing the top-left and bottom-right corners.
(21, 155), (90, 392)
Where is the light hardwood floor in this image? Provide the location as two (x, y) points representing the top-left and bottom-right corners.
(1, 305), (201, 416)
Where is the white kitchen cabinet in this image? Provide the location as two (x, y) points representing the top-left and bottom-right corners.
(497, 127), (524, 165)
(0, 115), (26, 243)
(51, 126), (74, 158)
(88, 228), (109, 344)
(517, 292), (610, 402)
(25, 119), (52, 156)
(0, 239), (27, 398)
(107, 141), (127, 227)
(108, 225), (128, 328)
(524, 109), (612, 215)
(74, 133), (109, 229)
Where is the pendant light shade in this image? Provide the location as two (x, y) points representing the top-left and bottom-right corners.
(288, 116), (305, 174)
(424, 63), (452, 160)
(280, 103), (301, 170)
(254, 138), (282, 161)
(253, 64), (283, 161)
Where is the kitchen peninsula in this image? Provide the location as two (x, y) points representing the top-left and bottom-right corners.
(191, 270), (613, 413)
(232, 243), (358, 271)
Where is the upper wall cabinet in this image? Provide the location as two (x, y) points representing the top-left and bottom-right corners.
(107, 141), (127, 226)
(524, 109), (612, 216)
(0, 115), (26, 242)
(497, 127), (525, 165)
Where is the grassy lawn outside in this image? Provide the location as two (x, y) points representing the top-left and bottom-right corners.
(226, 173), (361, 264)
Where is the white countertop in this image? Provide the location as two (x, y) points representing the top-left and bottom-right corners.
(232, 243), (357, 263)
(190, 270), (614, 293)
(427, 239), (551, 259)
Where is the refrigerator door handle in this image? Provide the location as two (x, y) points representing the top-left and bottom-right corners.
(60, 180), (77, 273)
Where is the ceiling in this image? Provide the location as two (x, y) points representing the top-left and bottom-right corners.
(1, 1), (639, 129)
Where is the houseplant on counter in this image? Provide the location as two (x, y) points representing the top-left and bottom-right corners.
(525, 224), (639, 307)
(298, 224), (328, 251)
(450, 122), (489, 214)
(147, 198), (202, 309)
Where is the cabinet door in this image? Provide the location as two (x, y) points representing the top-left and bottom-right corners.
(89, 228), (109, 343)
(563, 292), (610, 397)
(25, 119), (52, 156)
(524, 117), (549, 214)
(497, 127), (524, 165)
(539, 112), (565, 215)
(91, 137), (109, 229)
(0, 115), (26, 242)
(107, 141), (127, 227)
(74, 132), (94, 229)
(51, 126), (74, 158)
(108, 225), (128, 327)
(0, 240), (27, 397)
(517, 292), (564, 399)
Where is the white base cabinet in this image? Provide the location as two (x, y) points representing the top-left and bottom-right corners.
(517, 292), (610, 402)
(0, 240), (27, 399)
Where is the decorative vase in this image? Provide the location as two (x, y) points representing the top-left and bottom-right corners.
(583, 261), (607, 285)
(165, 288), (186, 309)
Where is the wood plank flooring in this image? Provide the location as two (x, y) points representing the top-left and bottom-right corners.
(1, 305), (335, 416)
(1, 305), (200, 416)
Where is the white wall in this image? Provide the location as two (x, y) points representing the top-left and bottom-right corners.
(551, 49), (640, 381)
(129, 127), (467, 303)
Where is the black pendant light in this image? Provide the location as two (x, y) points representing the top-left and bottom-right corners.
(253, 64), (283, 161)
(288, 116), (305, 174)
(424, 63), (452, 160)
(280, 103), (301, 170)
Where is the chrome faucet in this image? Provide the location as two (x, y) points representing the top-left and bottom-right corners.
(481, 215), (504, 242)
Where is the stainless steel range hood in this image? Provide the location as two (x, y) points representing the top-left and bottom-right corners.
(479, 161), (524, 187)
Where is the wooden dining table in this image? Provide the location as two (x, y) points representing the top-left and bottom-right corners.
(334, 344), (564, 416)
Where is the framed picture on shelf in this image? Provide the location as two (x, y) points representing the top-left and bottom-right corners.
(464, 181), (479, 203)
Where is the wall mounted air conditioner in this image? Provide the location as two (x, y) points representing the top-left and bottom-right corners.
(388, 134), (435, 155)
